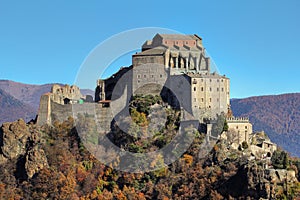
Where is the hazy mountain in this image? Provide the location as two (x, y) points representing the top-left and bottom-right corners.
(0, 88), (36, 123)
(0, 80), (55, 110)
(231, 93), (300, 157)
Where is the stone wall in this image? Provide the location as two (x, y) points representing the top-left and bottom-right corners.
(227, 118), (253, 145)
(37, 96), (113, 133)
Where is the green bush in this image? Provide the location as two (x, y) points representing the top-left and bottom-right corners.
(271, 150), (289, 169)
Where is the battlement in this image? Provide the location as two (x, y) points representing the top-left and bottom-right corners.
(226, 117), (250, 123)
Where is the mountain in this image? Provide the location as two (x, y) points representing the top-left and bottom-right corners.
(0, 88), (36, 123)
(231, 93), (300, 157)
(0, 80), (94, 124)
(0, 80), (55, 111)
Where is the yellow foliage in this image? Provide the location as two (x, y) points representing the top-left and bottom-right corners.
(183, 154), (193, 166)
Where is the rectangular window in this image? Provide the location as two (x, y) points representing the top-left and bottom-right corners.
(137, 74), (141, 78)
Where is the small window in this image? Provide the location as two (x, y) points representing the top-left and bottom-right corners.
(210, 79), (212, 82)
(201, 87), (204, 91)
(160, 74), (163, 78)
(221, 79), (224, 82)
(194, 87), (196, 91)
(217, 88), (219, 92)
(217, 98), (219, 102)
(221, 88), (224, 92)
(201, 79), (203, 82)
(137, 74), (141, 78)
(236, 126), (238, 129)
(201, 98), (204, 102)
(151, 74), (154, 78)
(144, 74), (147, 78)
(210, 87), (212, 92)
(245, 126), (248, 129)
(209, 98), (212, 102)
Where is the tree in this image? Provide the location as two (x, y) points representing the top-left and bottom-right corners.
(271, 150), (289, 169)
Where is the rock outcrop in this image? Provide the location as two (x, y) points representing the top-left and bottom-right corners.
(0, 119), (30, 161)
(25, 145), (49, 178)
(0, 119), (48, 178)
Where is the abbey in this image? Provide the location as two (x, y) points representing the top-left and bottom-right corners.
(96, 34), (230, 120)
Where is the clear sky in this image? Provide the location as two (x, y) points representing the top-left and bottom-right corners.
(0, 0), (299, 98)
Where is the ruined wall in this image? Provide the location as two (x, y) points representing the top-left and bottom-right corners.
(51, 84), (83, 104)
(36, 94), (51, 125)
(37, 96), (113, 133)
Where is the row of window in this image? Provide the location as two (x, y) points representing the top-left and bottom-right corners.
(164, 41), (196, 45)
(193, 97), (219, 102)
(137, 74), (163, 79)
(193, 87), (225, 92)
(193, 78), (225, 83)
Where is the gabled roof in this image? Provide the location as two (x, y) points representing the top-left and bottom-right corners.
(157, 34), (197, 40)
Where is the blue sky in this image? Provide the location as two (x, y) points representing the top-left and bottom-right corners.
(0, 0), (299, 98)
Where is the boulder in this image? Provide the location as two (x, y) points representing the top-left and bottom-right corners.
(0, 119), (31, 159)
(25, 145), (49, 178)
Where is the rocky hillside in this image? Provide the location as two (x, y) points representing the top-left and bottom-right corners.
(0, 117), (300, 199)
(0, 80), (94, 124)
(231, 93), (300, 157)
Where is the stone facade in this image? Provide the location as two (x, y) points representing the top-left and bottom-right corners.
(226, 117), (252, 144)
(96, 34), (230, 121)
(51, 84), (83, 104)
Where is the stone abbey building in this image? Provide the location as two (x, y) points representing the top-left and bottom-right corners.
(96, 34), (230, 120)
(36, 33), (277, 158)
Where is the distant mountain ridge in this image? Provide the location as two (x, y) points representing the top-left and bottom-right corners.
(231, 93), (300, 157)
(0, 88), (36, 123)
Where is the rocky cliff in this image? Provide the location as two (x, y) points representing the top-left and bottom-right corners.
(0, 119), (48, 179)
